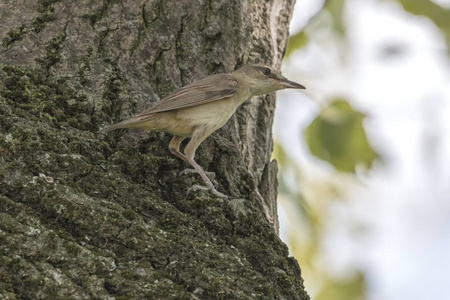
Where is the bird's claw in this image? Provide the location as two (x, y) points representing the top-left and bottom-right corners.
(185, 184), (229, 201)
(209, 186), (228, 201)
(179, 168), (219, 188)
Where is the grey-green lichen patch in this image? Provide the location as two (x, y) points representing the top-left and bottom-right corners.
(32, 0), (61, 33)
(36, 28), (68, 74)
(0, 0), (61, 51)
(0, 67), (94, 133)
(77, 47), (94, 86)
(1, 24), (27, 49)
(83, 0), (114, 28)
(130, 0), (163, 56)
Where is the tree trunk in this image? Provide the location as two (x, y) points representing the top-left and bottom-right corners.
(0, 0), (309, 298)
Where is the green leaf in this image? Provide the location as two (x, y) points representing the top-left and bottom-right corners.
(304, 99), (378, 173)
(324, 0), (347, 35)
(285, 31), (309, 58)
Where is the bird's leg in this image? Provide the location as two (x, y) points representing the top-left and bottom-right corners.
(169, 135), (189, 162)
(169, 135), (217, 186)
(183, 129), (228, 200)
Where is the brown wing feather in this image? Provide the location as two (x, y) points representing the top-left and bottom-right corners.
(138, 73), (239, 116)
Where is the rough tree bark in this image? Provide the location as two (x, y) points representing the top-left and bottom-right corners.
(0, 0), (309, 299)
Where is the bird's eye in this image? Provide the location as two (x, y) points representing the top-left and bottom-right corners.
(262, 68), (271, 76)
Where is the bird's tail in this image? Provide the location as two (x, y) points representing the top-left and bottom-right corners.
(97, 115), (156, 134)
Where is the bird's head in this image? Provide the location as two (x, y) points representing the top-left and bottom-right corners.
(232, 64), (305, 96)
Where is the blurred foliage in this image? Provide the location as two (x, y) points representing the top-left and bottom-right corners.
(286, 0), (450, 57)
(285, 0), (347, 58)
(395, 0), (450, 46)
(274, 141), (366, 300)
(324, 0), (347, 35)
(285, 31), (309, 58)
(280, 0), (450, 298)
(315, 273), (366, 300)
(304, 99), (378, 173)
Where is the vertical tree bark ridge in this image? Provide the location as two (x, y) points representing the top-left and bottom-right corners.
(0, 0), (309, 299)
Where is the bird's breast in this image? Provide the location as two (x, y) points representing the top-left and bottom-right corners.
(176, 96), (244, 130)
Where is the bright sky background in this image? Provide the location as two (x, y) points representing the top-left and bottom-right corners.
(275, 0), (450, 299)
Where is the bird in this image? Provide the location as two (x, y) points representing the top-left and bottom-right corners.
(99, 64), (305, 200)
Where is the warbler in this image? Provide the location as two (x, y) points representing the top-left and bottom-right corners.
(100, 64), (305, 199)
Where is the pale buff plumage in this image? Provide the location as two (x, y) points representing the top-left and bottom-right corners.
(100, 64), (305, 199)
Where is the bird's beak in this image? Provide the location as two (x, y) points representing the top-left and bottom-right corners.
(279, 78), (306, 89)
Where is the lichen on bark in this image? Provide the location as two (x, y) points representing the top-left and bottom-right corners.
(0, 0), (309, 298)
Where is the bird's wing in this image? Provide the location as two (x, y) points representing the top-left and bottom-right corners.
(138, 74), (239, 115)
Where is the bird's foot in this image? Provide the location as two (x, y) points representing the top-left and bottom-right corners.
(179, 169), (218, 188)
(186, 184), (229, 201)
(208, 185), (229, 201)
